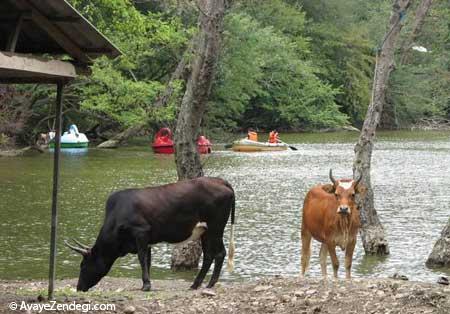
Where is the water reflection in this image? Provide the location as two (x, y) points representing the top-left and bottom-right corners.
(0, 131), (449, 283)
(49, 148), (89, 156)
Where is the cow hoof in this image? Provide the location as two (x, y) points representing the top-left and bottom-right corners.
(142, 284), (151, 291)
(190, 284), (200, 290)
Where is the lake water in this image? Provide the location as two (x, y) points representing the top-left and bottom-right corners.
(0, 131), (449, 283)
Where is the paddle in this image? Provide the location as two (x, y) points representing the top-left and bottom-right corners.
(279, 140), (297, 151)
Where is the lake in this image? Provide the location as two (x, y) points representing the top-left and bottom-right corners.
(0, 131), (449, 283)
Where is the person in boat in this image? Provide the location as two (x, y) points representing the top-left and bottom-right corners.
(268, 130), (280, 143)
(247, 128), (258, 142)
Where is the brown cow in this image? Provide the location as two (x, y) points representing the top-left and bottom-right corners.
(301, 170), (365, 279)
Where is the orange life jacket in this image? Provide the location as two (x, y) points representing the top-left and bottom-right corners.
(248, 131), (258, 141)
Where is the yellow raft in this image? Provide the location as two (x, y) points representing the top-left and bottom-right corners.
(232, 139), (288, 152)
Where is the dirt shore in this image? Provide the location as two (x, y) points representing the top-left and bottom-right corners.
(1, 276), (449, 313)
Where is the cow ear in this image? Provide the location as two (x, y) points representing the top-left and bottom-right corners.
(355, 184), (367, 197)
(321, 183), (335, 194)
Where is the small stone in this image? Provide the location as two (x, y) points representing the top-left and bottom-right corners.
(124, 305), (136, 314)
(201, 288), (216, 297)
(391, 273), (409, 281)
(390, 282), (400, 290)
(253, 285), (272, 292)
(305, 289), (317, 296)
(280, 295), (290, 303)
(294, 290), (304, 297)
(135, 306), (149, 314)
(437, 276), (449, 285)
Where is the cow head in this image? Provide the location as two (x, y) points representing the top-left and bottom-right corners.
(329, 169), (364, 215)
(65, 239), (112, 292)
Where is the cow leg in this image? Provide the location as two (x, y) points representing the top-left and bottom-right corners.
(137, 238), (151, 291)
(191, 236), (214, 290)
(319, 243), (328, 278)
(206, 239), (226, 288)
(301, 229), (312, 276)
(345, 239), (356, 279)
(327, 244), (339, 279)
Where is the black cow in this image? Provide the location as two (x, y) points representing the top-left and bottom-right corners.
(65, 177), (235, 292)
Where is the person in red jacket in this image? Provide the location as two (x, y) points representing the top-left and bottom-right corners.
(268, 130), (280, 143)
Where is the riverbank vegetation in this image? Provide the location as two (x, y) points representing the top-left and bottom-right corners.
(0, 0), (449, 148)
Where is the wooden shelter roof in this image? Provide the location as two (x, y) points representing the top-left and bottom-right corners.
(0, 0), (121, 63)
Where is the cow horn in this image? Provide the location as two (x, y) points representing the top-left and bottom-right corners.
(329, 169), (336, 185)
(71, 238), (91, 250)
(64, 240), (89, 256)
(354, 172), (363, 187)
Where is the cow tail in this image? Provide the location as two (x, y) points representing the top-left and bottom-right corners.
(227, 188), (235, 273)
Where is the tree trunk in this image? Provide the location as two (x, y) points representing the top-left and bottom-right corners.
(97, 124), (146, 148)
(353, 0), (411, 256)
(380, 0), (433, 129)
(171, 0), (226, 270)
(97, 55), (188, 149)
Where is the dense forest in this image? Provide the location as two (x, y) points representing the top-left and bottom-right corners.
(1, 0), (449, 147)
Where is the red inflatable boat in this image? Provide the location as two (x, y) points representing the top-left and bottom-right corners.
(152, 128), (212, 154)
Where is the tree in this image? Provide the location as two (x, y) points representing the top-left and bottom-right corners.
(353, 0), (412, 256)
(207, 1), (347, 131)
(381, 0), (434, 129)
(171, 0), (227, 270)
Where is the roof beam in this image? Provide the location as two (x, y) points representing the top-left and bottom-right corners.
(0, 11), (32, 22)
(0, 51), (76, 84)
(6, 13), (25, 52)
(16, 0), (90, 64)
(0, 15), (80, 23)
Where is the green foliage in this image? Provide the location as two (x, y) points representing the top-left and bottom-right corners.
(79, 59), (164, 127)
(388, 2), (450, 125)
(208, 2), (347, 130)
(68, 0), (190, 128)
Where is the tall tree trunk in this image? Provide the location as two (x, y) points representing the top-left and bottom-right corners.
(353, 0), (412, 256)
(171, 0), (226, 270)
(380, 0), (433, 129)
(97, 56), (188, 148)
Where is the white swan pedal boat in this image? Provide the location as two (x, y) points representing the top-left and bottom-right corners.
(49, 124), (89, 148)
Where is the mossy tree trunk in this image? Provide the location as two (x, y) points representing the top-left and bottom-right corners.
(353, 0), (411, 256)
(171, 0), (227, 270)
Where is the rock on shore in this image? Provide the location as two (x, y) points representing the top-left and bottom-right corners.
(427, 219), (450, 268)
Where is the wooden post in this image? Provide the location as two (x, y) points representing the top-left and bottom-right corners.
(48, 82), (64, 300)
